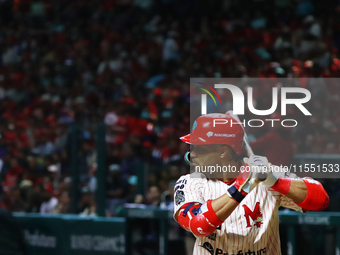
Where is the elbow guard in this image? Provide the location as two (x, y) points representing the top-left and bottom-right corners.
(177, 200), (223, 237)
(296, 179), (329, 211)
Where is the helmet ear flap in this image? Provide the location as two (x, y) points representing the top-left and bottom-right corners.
(184, 150), (193, 166)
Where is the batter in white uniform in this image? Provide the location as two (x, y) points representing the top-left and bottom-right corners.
(174, 113), (329, 255)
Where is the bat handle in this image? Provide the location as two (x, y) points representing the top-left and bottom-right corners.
(226, 110), (268, 182)
(256, 172), (267, 182)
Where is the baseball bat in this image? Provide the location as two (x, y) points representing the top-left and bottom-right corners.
(226, 110), (267, 181)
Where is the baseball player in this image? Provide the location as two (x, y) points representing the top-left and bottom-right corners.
(174, 113), (329, 255)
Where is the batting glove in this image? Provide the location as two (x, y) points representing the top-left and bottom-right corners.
(244, 155), (280, 188)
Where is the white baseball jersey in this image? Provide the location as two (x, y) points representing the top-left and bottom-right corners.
(174, 172), (303, 255)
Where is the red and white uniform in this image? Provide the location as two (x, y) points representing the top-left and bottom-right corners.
(174, 172), (302, 255)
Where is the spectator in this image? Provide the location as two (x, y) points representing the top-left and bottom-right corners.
(163, 31), (180, 62)
(0, 0), (339, 216)
(38, 184), (58, 214)
(146, 185), (161, 207)
(3, 158), (23, 191)
(54, 191), (71, 214)
(11, 187), (27, 212)
(79, 187), (96, 217)
(106, 164), (129, 216)
(160, 181), (175, 210)
(88, 163), (97, 193)
(39, 190), (58, 214)
(47, 164), (60, 193)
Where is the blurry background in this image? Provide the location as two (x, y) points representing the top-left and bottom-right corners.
(0, 0), (340, 254)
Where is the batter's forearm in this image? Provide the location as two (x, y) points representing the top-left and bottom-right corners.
(271, 178), (329, 211)
(211, 193), (239, 222)
(285, 179), (307, 203)
(210, 157), (263, 222)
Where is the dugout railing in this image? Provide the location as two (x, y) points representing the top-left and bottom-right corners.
(10, 210), (340, 255)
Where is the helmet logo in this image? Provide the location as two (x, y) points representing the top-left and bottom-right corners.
(192, 121), (197, 131)
(206, 131), (214, 137)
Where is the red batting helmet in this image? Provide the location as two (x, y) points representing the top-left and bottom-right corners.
(180, 113), (245, 155)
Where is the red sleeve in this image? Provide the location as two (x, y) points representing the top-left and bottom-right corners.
(295, 179), (329, 211)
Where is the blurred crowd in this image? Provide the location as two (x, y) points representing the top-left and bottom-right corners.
(0, 0), (340, 218)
